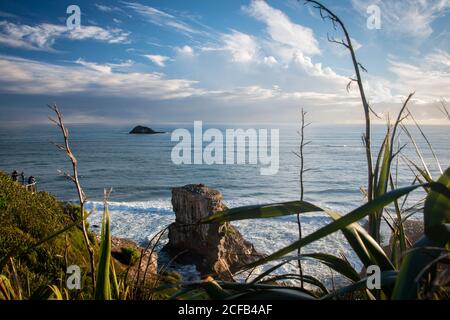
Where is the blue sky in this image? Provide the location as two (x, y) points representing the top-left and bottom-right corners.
(0, 0), (449, 125)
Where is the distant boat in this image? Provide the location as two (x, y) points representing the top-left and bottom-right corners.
(129, 125), (165, 134)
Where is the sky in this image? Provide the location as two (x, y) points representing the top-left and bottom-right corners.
(0, 0), (449, 125)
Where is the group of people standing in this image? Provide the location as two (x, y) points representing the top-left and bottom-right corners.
(11, 170), (36, 192)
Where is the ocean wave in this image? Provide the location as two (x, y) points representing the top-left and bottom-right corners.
(85, 198), (363, 286)
(86, 199), (173, 213)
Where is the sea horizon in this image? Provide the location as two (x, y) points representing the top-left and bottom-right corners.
(1, 121), (448, 283)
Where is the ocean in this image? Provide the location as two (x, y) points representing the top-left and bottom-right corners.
(0, 122), (448, 283)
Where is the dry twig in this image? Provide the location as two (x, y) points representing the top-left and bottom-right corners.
(49, 104), (96, 289)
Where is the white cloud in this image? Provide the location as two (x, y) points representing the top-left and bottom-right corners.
(208, 85), (365, 109)
(425, 49), (450, 69)
(0, 55), (203, 99)
(75, 58), (113, 73)
(122, 1), (172, 19)
(68, 26), (129, 43)
(201, 30), (259, 63)
(1, 52), (433, 124)
(0, 21), (129, 51)
(243, 0), (320, 56)
(74, 58), (132, 73)
(232, 1), (348, 87)
(0, 53), (360, 108)
(362, 78), (395, 104)
(388, 50), (450, 102)
(122, 1), (197, 34)
(176, 45), (194, 56)
(211, 85), (280, 101)
(95, 4), (121, 12)
(352, 0), (450, 38)
(144, 54), (171, 67)
(222, 30), (258, 63)
(108, 60), (134, 68)
(1, 1), (446, 124)
(263, 56), (278, 66)
(291, 51), (347, 82)
(166, 20), (196, 34)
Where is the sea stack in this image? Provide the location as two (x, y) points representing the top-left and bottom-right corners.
(163, 184), (260, 280)
(129, 125), (164, 134)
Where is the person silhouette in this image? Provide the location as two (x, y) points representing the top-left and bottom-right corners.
(20, 172), (25, 185)
(27, 176), (36, 192)
(11, 170), (18, 181)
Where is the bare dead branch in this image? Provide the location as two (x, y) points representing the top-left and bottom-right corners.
(358, 62), (368, 73)
(56, 169), (76, 183)
(327, 33), (349, 49)
(50, 104), (97, 289)
(297, 108), (309, 288)
(368, 104), (382, 119)
(305, 0), (376, 240)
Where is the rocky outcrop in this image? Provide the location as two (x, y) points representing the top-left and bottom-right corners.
(110, 237), (158, 283)
(129, 125), (164, 134)
(163, 184), (260, 280)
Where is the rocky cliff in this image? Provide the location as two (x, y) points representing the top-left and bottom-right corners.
(163, 184), (260, 280)
(110, 237), (158, 283)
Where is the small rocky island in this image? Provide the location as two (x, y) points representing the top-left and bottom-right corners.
(163, 184), (261, 280)
(129, 125), (164, 134)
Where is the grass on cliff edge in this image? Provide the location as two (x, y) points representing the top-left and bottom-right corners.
(0, 171), (183, 300)
(0, 171), (95, 295)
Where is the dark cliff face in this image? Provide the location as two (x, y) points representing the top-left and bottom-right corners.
(129, 125), (164, 134)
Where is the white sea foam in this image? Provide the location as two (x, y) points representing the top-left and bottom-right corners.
(86, 200), (174, 244)
(85, 198), (365, 286)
